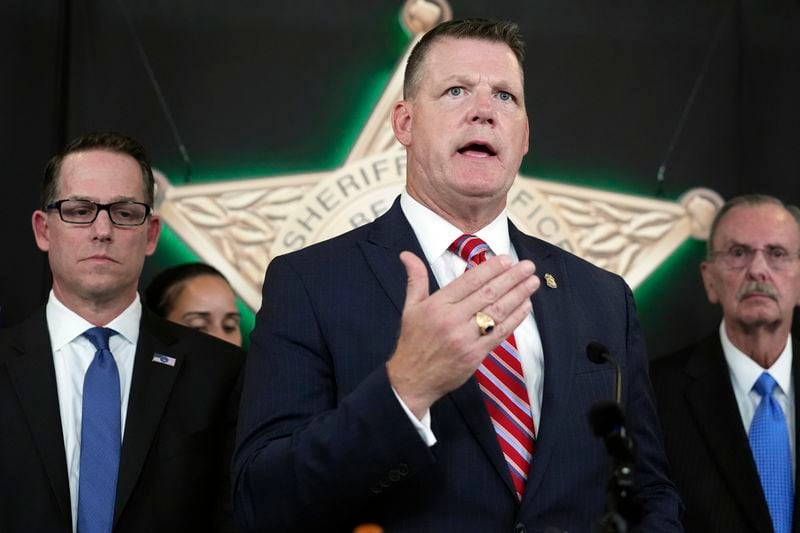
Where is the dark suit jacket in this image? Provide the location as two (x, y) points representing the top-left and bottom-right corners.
(0, 307), (244, 532)
(234, 199), (681, 532)
(651, 332), (800, 532)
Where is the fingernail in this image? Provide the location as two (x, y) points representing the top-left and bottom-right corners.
(498, 255), (513, 267)
(521, 260), (535, 274)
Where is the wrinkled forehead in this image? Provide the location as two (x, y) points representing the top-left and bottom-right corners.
(424, 36), (524, 83)
(714, 204), (800, 249)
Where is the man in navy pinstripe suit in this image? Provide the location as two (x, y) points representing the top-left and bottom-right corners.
(234, 18), (681, 532)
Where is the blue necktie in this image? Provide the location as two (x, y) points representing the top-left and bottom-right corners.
(78, 327), (121, 533)
(749, 372), (793, 533)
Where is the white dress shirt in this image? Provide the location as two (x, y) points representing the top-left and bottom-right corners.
(47, 291), (141, 532)
(720, 319), (795, 476)
(395, 192), (545, 446)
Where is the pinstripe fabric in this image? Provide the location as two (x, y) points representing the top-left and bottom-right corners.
(449, 234), (535, 500)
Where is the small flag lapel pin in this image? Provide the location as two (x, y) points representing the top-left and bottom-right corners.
(152, 353), (176, 367)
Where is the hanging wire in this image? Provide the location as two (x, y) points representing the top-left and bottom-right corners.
(115, 0), (193, 183)
(655, 1), (736, 196)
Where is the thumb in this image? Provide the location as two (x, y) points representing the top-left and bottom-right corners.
(399, 251), (430, 307)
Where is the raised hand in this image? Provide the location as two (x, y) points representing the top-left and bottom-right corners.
(386, 251), (540, 418)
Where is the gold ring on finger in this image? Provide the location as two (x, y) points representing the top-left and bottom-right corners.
(475, 311), (495, 336)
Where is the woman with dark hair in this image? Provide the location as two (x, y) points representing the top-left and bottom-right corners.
(145, 262), (242, 346)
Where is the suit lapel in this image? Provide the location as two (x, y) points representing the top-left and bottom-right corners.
(360, 199), (518, 497)
(683, 334), (773, 532)
(360, 198), (437, 314)
(4, 310), (72, 524)
(114, 312), (183, 524)
(509, 226), (578, 502)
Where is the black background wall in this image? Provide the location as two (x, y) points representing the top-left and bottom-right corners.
(2, 0), (798, 356)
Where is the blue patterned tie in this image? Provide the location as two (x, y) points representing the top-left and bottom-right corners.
(78, 327), (121, 533)
(749, 372), (793, 533)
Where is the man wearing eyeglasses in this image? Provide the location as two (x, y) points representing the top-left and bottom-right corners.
(0, 132), (243, 532)
(651, 194), (800, 532)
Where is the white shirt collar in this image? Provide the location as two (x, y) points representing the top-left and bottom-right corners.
(721, 319), (793, 395)
(46, 290), (142, 350)
(400, 190), (511, 261)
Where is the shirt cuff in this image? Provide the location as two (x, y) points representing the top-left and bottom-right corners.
(392, 387), (437, 447)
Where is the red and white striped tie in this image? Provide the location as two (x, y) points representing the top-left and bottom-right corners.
(450, 234), (536, 500)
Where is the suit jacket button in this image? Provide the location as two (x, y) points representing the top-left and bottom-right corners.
(396, 463), (409, 475)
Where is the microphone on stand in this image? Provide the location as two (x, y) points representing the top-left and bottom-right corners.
(586, 342), (641, 532)
(586, 341), (621, 403)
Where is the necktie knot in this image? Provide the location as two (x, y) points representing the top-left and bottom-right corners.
(449, 234), (491, 266)
(83, 327), (117, 352)
(754, 372), (778, 398)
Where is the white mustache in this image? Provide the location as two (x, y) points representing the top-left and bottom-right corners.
(737, 281), (778, 301)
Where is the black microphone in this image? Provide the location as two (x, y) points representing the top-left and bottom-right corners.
(586, 342), (641, 531)
(588, 401), (633, 463)
(586, 341), (630, 460)
(586, 341), (621, 404)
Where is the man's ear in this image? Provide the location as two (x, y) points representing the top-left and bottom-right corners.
(145, 214), (161, 256)
(32, 210), (51, 252)
(700, 261), (719, 304)
(391, 100), (413, 147)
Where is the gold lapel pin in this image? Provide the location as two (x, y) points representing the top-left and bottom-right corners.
(544, 273), (557, 289)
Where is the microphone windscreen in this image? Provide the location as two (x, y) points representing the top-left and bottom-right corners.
(586, 341), (609, 365)
(588, 400), (624, 437)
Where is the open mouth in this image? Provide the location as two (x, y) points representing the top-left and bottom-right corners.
(457, 142), (496, 158)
